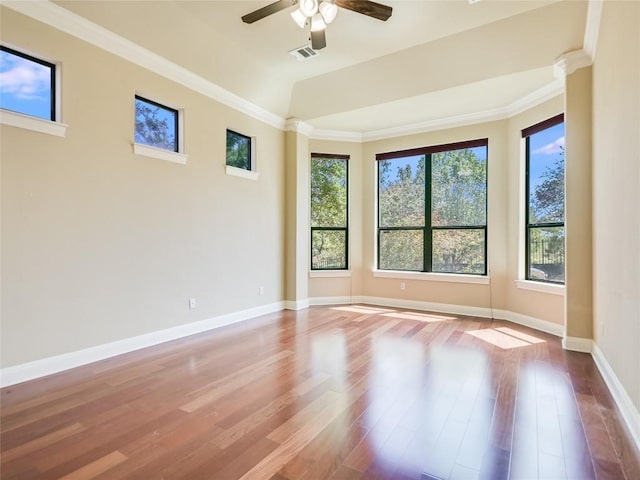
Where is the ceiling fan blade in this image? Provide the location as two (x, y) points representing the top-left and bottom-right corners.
(311, 29), (327, 50)
(242, 0), (294, 24)
(335, 0), (392, 21)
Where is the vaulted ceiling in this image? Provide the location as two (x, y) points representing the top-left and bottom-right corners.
(54, 0), (588, 133)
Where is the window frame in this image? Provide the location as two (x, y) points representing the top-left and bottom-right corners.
(226, 128), (255, 172)
(310, 153), (349, 271)
(134, 94), (179, 153)
(0, 44), (60, 123)
(523, 113), (565, 284)
(376, 138), (488, 276)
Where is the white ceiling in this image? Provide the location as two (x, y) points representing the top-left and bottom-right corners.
(54, 0), (588, 133)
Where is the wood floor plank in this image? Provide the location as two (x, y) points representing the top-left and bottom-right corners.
(0, 422), (86, 463)
(1, 305), (638, 480)
(58, 450), (128, 479)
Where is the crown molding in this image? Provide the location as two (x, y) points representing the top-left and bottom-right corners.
(505, 78), (564, 117)
(1, 0), (287, 130)
(2, 0), (569, 141)
(584, 0), (604, 61)
(284, 118), (314, 136)
(554, 50), (593, 79)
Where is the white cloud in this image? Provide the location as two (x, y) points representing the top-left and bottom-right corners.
(533, 136), (565, 155)
(0, 54), (51, 100)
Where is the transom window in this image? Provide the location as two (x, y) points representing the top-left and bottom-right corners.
(226, 129), (252, 170)
(377, 139), (488, 274)
(134, 95), (178, 152)
(311, 153), (349, 270)
(523, 114), (565, 283)
(0, 45), (55, 121)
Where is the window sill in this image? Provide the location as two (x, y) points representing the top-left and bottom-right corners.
(1, 109), (67, 137)
(516, 280), (565, 296)
(373, 270), (489, 285)
(226, 165), (259, 181)
(309, 270), (351, 278)
(133, 143), (188, 165)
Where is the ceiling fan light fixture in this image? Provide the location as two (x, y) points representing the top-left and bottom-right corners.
(299, 0), (318, 17)
(290, 8), (307, 28)
(319, 1), (338, 24)
(310, 13), (327, 32)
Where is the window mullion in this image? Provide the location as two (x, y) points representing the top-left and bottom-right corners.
(525, 136), (532, 279)
(424, 153), (432, 272)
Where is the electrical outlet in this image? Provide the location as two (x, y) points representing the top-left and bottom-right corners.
(189, 298), (197, 309)
(400, 282), (406, 291)
(599, 321), (605, 336)
(259, 286), (264, 295)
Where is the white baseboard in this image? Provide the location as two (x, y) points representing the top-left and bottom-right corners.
(562, 336), (594, 353)
(592, 343), (640, 453)
(357, 297), (564, 337)
(309, 296), (360, 306)
(5, 294), (634, 456)
(492, 309), (564, 337)
(359, 295), (494, 320)
(283, 299), (310, 311)
(0, 301), (284, 388)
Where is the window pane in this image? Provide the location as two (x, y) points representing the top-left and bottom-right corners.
(432, 229), (485, 274)
(379, 229), (423, 271)
(432, 146), (487, 227)
(528, 226), (564, 282)
(312, 230), (346, 269)
(528, 122), (565, 224)
(379, 156), (425, 228)
(226, 130), (251, 170)
(311, 157), (347, 227)
(0, 47), (54, 121)
(135, 97), (178, 152)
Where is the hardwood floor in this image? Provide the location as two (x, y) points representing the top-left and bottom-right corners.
(1, 305), (639, 479)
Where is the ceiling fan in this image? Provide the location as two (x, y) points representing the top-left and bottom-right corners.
(241, 0), (393, 50)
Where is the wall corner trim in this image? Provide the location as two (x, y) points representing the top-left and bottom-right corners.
(562, 335), (594, 353)
(554, 50), (593, 79)
(283, 299), (311, 310)
(0, 301), (284, 388)
(592, 343), (640, 453)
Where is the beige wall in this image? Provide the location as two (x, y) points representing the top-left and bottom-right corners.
(2, 6), (596, 372)
(363, 115), (567, 325)
(284, 130), (309, 304)
(564, 66), (593, 339)
(1, 9), (285, 367)
(506, 97), (566, 324)
(306, 106), (568, 327)
(308, 140), (363, 300)
(592, 1), (640, 411)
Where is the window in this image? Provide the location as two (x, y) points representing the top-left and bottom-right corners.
(377, 139), (487, 274)
(0, 45), (55, 121)
(134, 95), (178, 152)
(226, 129), (252, 170)
(311, 153), (349, 270)
(523, 114), (565, 283)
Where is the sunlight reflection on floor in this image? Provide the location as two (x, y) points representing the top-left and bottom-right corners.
(465, 327), (546, 349)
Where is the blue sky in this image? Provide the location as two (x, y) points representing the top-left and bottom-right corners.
(0, 49), (52, 120)
(380, 146), (487, 183)
(528, 122), (565, 192)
